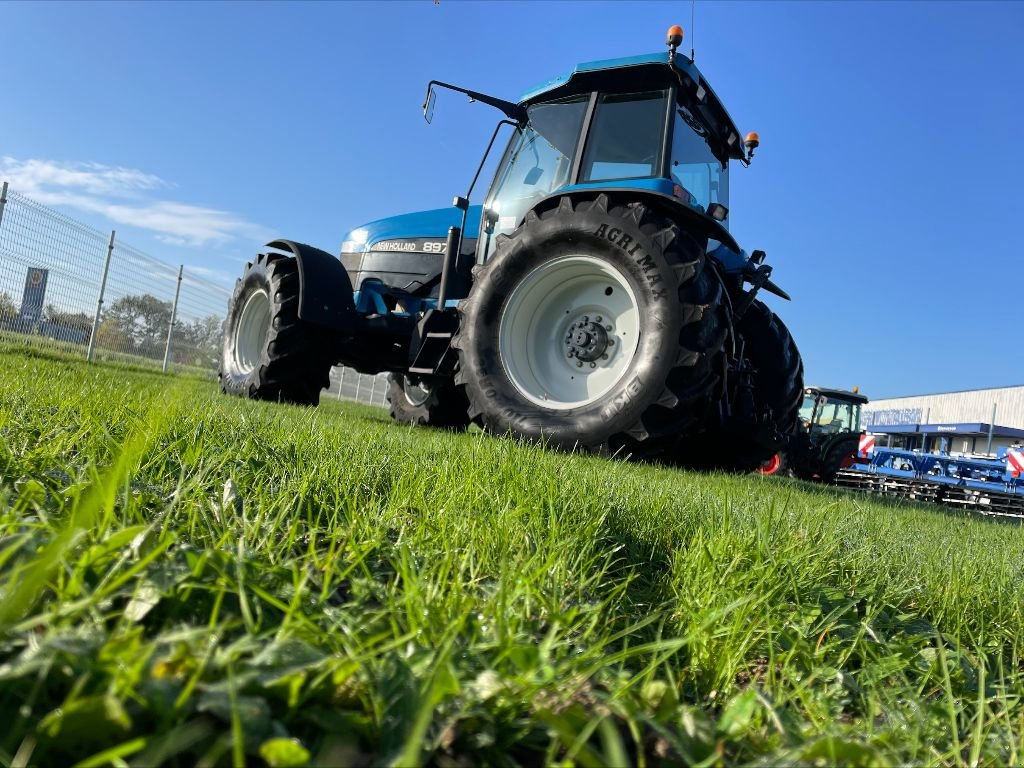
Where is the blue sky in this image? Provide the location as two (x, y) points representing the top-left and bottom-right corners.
(1, 0), (1021, 398)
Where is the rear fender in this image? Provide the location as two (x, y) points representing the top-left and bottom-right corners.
(529, 188), (741, 253)
(266, 239), (356, 334)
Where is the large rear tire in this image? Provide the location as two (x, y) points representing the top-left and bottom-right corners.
(453, 194), (728, 455)
(219, 253), (335, 405)
(738, 299), (804, 446)
(386, 375), (470, 429)
(678, 298), (803, 471)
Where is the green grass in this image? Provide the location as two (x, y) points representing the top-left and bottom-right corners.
(2, 349), (1024, 767)
(0, 331), (217, 380)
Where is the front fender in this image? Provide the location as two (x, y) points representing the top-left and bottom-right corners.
(266, 239), (356, 334)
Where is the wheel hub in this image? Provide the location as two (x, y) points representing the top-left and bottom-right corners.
(403, 377), (431, 407)
(565, 316), (610, 362)
(233, 288), (271, 375)
(498, 255), (640, 410)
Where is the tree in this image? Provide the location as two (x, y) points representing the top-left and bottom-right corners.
(175, 314), (223, 369)
(94, 319), (130, 353)
(0, 292), (16, 322)
(100, 294), (172, 358)
(44, 305), (92, 331)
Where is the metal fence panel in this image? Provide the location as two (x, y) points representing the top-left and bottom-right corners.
(326, 366), (390, 408)
(173, 272), (230, 374)
(1, 183), (388, 406)
(0, 188), (109, 355)
(0, 183), (231, 375)
(96, 238), (181, 365)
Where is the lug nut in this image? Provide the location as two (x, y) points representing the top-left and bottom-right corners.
(576, 361), (583, 367)
(605, 324), (612, 331)
(601, 354), (608, 360)
(589, 362), (597, 368)
(582, 315), (589, 322)
(595, 316), (602, 322)
(567, 351), (574, 358)
(608, 339), (615, 346)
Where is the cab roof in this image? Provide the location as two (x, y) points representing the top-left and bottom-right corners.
(518, 52), (746, 161)
(807, 386), (869, 405)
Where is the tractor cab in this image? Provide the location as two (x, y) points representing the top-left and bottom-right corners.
(392, 28), (767, 306)
(799, 387), (868, 440)
(477, 49), (747, 262)
(794, 387), (870, 479)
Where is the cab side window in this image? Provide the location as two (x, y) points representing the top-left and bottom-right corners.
(580, 91), (667, 182)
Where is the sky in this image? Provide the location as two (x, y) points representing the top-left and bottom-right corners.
(1, 0), (1021, 398)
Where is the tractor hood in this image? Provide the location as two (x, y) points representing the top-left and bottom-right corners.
(519, 52), (746, 162)
(341, 206), (482, 254)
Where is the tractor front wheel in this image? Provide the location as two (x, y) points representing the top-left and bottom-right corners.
(386, 374), (470, 429)
(219, 253), (335, 405)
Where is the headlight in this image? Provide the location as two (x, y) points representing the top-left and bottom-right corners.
(340, 228), (369, 254)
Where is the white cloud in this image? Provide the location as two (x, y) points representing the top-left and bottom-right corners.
(0, 157), (271, 248)
(184, 264), (236, 286)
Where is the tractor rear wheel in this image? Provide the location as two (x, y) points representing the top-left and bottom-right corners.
(679, 298), (803, 471)
(219, 253), (335, 405)
(453, 194), (728, 455)
(386, 374), (470, 429)
(738, 299), (804, 448)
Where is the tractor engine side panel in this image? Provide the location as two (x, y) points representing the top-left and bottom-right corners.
(342, 237), (477, 298)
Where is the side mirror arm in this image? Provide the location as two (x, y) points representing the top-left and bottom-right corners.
(423, 80), (528, 124)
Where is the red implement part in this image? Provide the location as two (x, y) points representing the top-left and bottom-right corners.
(757, 453), (783, 476)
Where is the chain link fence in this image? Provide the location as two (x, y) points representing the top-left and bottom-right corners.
(0, 181), (387, 406)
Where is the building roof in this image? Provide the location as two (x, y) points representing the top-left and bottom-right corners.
(870, 384), (1024, 400)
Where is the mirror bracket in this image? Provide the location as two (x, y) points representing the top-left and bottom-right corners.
(422, 80), (528, 124)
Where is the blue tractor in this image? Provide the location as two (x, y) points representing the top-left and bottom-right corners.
(219, 26), (804, 469)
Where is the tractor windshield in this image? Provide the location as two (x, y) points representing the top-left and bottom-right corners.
(483, 90), (671, 244)
(670, 104), (729, 214)
(484, 95), (590, 238)
(800, 394), (861, 434)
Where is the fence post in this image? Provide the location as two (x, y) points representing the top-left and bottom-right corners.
(87, 230), (116, 363)
(370, 374), (378, 404)
(162, 265), (183, 373)
(355, 374), (362, 401)
(336, 367), (345, 400)
(0, 181), (8, 232)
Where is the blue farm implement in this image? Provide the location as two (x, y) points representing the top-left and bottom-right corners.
(218, 26), (804, 469)
(835, 448), (1024, 519)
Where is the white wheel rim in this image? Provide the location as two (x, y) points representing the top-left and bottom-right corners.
(233, 288), (271, 374)
(498, 255), (640, 410)
(403, 377), (431, 407)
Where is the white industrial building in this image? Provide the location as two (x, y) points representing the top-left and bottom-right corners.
(862, 385), (1024, 457)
